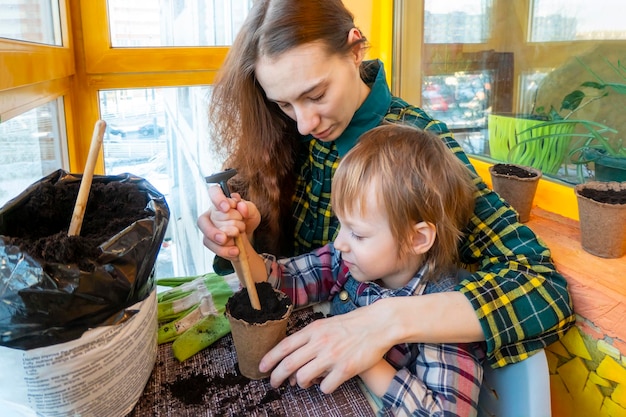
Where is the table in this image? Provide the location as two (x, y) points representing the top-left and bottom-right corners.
(127, 307), (389, 417)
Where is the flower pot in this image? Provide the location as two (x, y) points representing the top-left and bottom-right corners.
(574, 181), (626, 258)
(488, 114), (575, 175)
(594, 154), (626, 182)
(489, 163), (542, 223)
(580, 149), (626, 182)
(225, 283), (293, 379)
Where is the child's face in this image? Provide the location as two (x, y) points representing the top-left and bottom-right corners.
(333, 194), (422, 289)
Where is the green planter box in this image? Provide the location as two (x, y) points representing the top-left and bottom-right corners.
(488, 114), (576, 175)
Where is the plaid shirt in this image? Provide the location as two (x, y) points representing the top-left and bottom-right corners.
(289, 60), (574, 367)
(262, 245), (485, 416)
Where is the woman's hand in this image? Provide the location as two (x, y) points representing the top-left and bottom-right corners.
(259, 292), (483, 394)
(259, 300), (397, 394)
(197, 185), (261, 260)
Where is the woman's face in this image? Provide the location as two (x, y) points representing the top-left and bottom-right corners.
(255, 34), (369, 141)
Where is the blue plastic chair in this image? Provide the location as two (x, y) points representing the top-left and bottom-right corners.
(477, 349), (552, 417)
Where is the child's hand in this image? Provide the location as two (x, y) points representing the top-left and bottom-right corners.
(198, 185), (261, 260)
(358, 358), (395, 397)
(208, 188), (260, 261)
(231, 193), (261, 241)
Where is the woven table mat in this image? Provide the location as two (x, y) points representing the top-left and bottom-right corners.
(127, 308), (382, 417)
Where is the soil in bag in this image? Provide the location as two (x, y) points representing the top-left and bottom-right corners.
(0, 169), (169, 349)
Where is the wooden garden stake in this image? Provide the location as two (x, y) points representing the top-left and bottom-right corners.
(68, 120), (106, 236)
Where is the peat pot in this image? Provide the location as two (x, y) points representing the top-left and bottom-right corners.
(489, 163), (542, 223)
(225, 283), (293, 380)
(575, 181), (626, 258)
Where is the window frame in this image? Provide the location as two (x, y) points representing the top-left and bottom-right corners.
(0, 0), (73, 120)
(79, 1), (229, 74)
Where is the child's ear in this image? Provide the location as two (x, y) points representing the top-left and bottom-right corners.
(411, 221), (436, 255)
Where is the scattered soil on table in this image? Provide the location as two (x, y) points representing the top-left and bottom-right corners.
(226, 282), (292, 324)
(289, 311), (325, 333)
(492, 163), (539, 178)
(167, 366), (288, 416)
(578, 187), (626, 205)
(3, 181), (149, 270)
(168, 371), (251, 406)
(156, 309), (326, 417)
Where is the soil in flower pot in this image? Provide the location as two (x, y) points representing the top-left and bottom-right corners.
(225, 281), (293, 380)
(489, 163), (542, 223)
(575, 181), (626, 258)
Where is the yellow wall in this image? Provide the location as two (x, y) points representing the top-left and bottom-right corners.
(344, 0), (393, 85)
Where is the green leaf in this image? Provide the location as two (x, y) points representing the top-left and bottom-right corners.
(561, 90), (585, 111)
(606, 82), (626, 95)
(580, 81), (606, 90)
(548, 107), (564, 121)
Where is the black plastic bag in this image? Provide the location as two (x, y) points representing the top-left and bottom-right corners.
(0, 169), (170, 349)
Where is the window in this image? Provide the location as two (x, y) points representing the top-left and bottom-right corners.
(107, 0), (252, 47)
(75, 0), (257, 278)
(530, 0), (626, 42)
(395, 0), (626, 185)
(0, 0), (62, 45)
(424, 0), (492, 44)
(99, 86), (223, 278)
(0, 100), (68, 207)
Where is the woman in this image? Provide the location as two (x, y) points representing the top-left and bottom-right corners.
(198, 0), (574, 394)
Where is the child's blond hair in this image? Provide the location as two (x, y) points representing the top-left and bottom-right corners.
(331, 123), (476, 281)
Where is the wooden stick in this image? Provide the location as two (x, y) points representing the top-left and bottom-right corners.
(68, 120), (106, 236)
(234, 236), (261, 310)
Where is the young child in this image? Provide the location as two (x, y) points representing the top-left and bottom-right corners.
(221, 123), (485, 416)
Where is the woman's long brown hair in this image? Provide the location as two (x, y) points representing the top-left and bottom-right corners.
(208, 0), (366, 255)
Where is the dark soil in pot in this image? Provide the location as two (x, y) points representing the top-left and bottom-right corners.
(226, 282), (292, 324)
(489, 163), (542, 223)
(575, 181), (626, 258)
(577, 187), (626, 205)
(225, 282), (293, 379)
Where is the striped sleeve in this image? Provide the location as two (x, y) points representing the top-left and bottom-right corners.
(261, 243), (343, 308)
